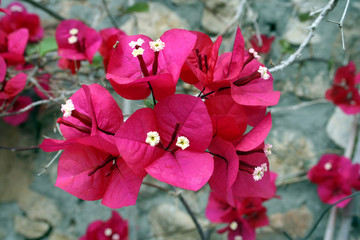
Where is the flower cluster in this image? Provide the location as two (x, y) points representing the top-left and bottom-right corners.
(206, 172), (278, 240)
(308, 154), (360, 208)
(325, 62), (360, 115)
(80, 211), (128, 240)
(39, 21), (280, 209)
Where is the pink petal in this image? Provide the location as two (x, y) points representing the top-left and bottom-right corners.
(146, 150), (214, 191)
(236, 112), (272, 152)
(0, 72), (27, 99)
(7, 28), (29, 55)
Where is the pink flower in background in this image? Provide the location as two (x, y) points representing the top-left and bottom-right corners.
(56, 19), (102, 73)
(1, 96), (32, 125)
(0, 56), (27, 99)
(0, 2), (43, 42)
(80, 211), (129, 240)
(58, 58), (81, 74)
(249, 34), (275, 54)
(0, 28), (28, 66)
(99, 28), (126, 70)
(106, 29), (196, 100)
(34, 73), (52, 99)
(308, 154), (356, 208)
(325, 62), (360, 114)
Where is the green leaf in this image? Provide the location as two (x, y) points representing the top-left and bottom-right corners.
(298, 12), (312, 22)
(26, 43), (39, 56)
(279, 39), (296, 54)
(39, 37), (58, 57)
(90, 55), (103, 68)
(124, 2), (149, 13)
(144, 98), (155, 109)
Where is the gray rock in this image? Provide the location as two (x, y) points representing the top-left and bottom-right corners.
(49, 231), (76, 240)
(18, 189), (62, 226)
(14, 215), (50, 239)
(326, 107), (355, 149)
(283, 18), (321, 45)
(121, 2), (189, 38)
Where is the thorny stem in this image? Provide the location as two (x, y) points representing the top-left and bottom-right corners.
(101, 0), (119, 28)
(20, 0), (65, 21)
(269, 0), (339, 73)
(38, 150), (63, 176)
(0, 145), (39, 151)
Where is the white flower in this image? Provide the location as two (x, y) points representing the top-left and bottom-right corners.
(263, 143), (272, 157)
(69, 28), (79, 35)
(129, 38), (145, 48)
(146, 131), (160, 147)
(68, 35), (78, 44)
(253, 166), (264, 181)
(176, 136), (190, 150)
(10, 5), (23, 12)
(257, 66), (270, 80)
(104, 228), (113, 237)
(61, 99), (75, 118)
(324, 162), (332, 171)
(234, 236), (243, 240)
(249, 48), (261, 60)
(112, 233), (120, 240)
(229, 221), (238, 230)
(261, 163), (268, 172)
(149, 39), (165, 52)
(132, 48), (144, 57)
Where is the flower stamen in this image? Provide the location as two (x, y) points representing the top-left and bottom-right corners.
(61, 99), (75, 117)
(146, 131), (160, 147)
(176, 136), (190, 150)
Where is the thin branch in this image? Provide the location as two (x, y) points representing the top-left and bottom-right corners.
(0, 97), (62, 117)
(0, 145), (39, 151)
(326, 0), (350, 50)
(269, 0), (339, 73)
(324, 208), (337, 240)
(38, 150), (62, 176)
(101, 0), (119, 28)
(217, 0), (246, 37)
(20, 0), (65, 21)
(271, 99), (329, 113)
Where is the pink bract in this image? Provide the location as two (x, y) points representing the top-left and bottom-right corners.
(249, 34), (275, 54)
(56, 19), (102, 63)
(1, 96), (32, 125)
(0, 28), (28, 66)
(0, 2), (43, 42)
(116, 94), (214, 191)
(99, 28), (126, 71)
(106, 29), (196, 100)
(80, 211), (129, 240)
(0, 56), (27, 99)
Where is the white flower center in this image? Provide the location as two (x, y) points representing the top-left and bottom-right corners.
(61, 99), (75, 118)
(176, 136), (190, 150)
(261, 163), (268, 172)
(149, 39), (165, 52)
(112, 233), (120, 240)
(132, 48), (145, 57)
(146, 131), (160, 147)
(68, 35), (78, 44)
(257, 66), (270, 80)
(234, 236), (243, 240)
(129, 38), (145, 48)
(69, 28), (79, 35)
(249, 48), (261, 60)
(263, 143), (272, 156)
(324, 162), (332, 171)
(253, 166), (265, 181)
(230, 221), (238, 230)
(10, 5), (23, 12)
(104, 228), (113, 237)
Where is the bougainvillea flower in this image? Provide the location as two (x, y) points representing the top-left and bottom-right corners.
(0, 28), (28, 65)
(99, 28), (126, 70)
(55, 135), (145, 208)
(34, 73), (52, 99)
(56, 19), (102, 65)
(0, 2), (43, 42)
(0, 56), (27, 99)
(57, 58), (81, 74)
(106, 29), (196, 100)
(308, 154), (356, 207)
(1, 96), (32, 125)
(80, 211), (129, 240)
(41, 84), (123, 146)
(116, 94), (214, 190)
(325, 62), (360, 115)
(249, 34), (275, 54)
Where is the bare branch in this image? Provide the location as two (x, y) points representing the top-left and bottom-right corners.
(217, 0), (247, 37)
(38, 150), (63, 176)
(271, 99), (328, 113)
(269, 0), (339, 73)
